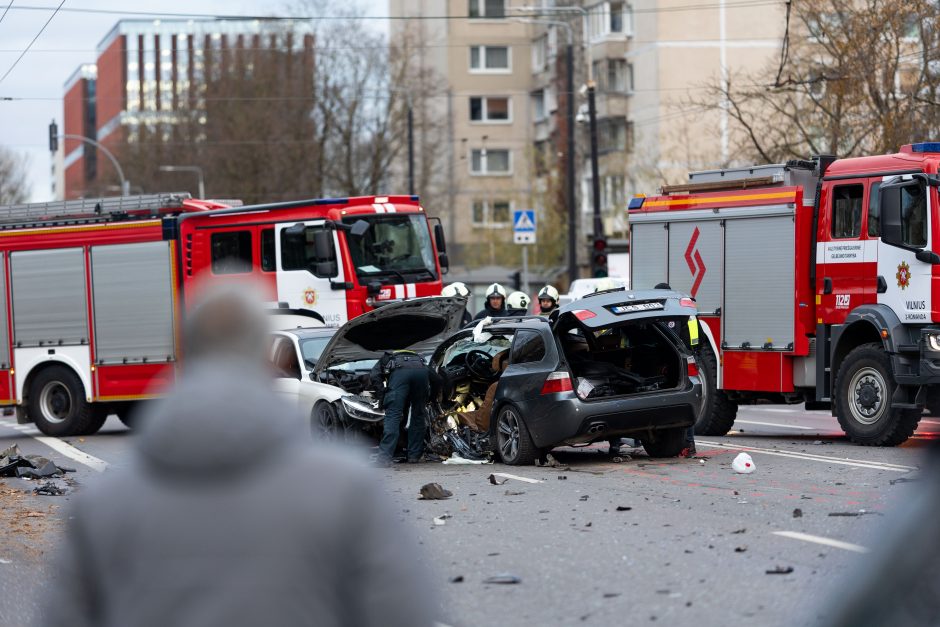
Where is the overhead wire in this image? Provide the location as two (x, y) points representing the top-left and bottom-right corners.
(0, 0), (64, 84)
(0, 1), (13, 26)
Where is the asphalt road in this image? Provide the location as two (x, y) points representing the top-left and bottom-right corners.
(0, 405), (935, 626)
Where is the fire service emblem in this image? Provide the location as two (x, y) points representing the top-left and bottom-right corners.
(896, 261), (911, 290)
(303, 288), (318, 305)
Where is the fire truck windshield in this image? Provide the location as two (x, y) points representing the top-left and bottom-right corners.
(343, 214), (438, 282)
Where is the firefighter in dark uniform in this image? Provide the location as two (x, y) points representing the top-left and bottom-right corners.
(370, 350), (441, 466)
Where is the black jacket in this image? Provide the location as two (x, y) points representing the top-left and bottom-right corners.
(369, 351), (443, 405)
(473, 304), (508, 321)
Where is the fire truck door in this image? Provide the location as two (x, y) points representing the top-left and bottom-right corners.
(818, 182), (877, 321)
(876, 175), (932, 323)
(275, 221), (349, 327)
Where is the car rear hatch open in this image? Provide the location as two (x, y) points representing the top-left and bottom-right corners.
(555, 289), (698, 400)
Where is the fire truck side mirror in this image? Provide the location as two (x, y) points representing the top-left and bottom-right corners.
(434, 223), (447, 254)
(879, 183), (904, 249)
(312, 230), (338, 277)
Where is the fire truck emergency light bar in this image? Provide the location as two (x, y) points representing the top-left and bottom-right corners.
(910, 142), (940, 153)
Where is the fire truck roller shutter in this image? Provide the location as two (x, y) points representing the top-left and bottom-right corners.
(11, 248), (88, 347)
(667, 220), (722, 315)
(723, 215), (795, 350)
(0, 255), (9, 369)
(631, 222), (668, 290)
(91, 242), (175, 363)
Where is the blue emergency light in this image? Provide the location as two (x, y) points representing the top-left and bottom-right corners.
(628, 197), (645, 210)
(910, 142), (940, 153)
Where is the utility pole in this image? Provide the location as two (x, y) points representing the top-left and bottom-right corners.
(587, 81), (602, 242)
(565, 41), (577, 284)
(407, 101), (415, 195)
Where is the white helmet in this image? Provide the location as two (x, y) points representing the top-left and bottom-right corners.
(507, 291), (530, 311)
(441, 281), (470, 297)
(538, 285), (560, 303)
(485, 283), (507, 299)
(593, 278), (619, 293)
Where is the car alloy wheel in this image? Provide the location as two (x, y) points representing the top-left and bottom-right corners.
(497, 407), (521, 462)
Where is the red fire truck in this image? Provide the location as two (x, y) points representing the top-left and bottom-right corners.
(630, 143), (940, 446)
(0, 192), (447, 436)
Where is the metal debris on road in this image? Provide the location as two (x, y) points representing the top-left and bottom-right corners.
(483, 574), (522, 585)
(765, 566), (794, 575)
(615, 506), (632, 511)
(488, 474), (508, 485)
(0, 446), (74, 479)
(419, 483), (453, 500)
(33, 482), (67, 496)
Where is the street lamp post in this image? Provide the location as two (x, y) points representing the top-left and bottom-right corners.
(159, 165), (205, 199)
(50, 119), (130, 195)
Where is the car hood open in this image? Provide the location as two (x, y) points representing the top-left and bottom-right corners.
(557, 289), (697, 330)
(312, 296), (468, 374)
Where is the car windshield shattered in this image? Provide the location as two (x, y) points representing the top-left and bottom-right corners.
(344, 214), (438, 283)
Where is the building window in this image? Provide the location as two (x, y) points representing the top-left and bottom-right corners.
(607, 59), (633, 93)
(469, 0), (505, 18)
(587, 2), (633, 40)
(472, 200), (512, 227)
(601, 175), (626, 211)
(470, 45), (511, 72)
(532, 34), (548, 71)
(469, 96), (511, 122)
(597, 117), (632, 153)
(532, 90), (546, 121)
(471, 148), (512, 175)
(211, 231), (252, 275)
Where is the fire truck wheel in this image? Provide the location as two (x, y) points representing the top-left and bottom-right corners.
(835, 343), (921, 446)
(28, 365), (105, 437)
(693, 347), (738, 436)
(642, 426), (687, 458)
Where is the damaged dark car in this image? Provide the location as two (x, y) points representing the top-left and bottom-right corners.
(431, 289), (704, 465)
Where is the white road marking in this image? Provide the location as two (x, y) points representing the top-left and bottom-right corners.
(491, 472), (542, 484)
(772, 531), (869, 554)
(0, 419), (109, 472)
(696, 440), (916, 472)
(735, 419), (814, 430)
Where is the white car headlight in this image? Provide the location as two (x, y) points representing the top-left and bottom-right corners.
(340, 396), (384, 422)
(928, 333), (940, 352)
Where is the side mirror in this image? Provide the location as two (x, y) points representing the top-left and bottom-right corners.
(438, 252), (449, 273)
(313, 230), (336, 263)
(434, 223), (447, 253)
(316, 261), (338, 276)
(880, 183), (904, 248)
(916, 249), (940, 264)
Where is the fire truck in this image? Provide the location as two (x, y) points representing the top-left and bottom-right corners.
(629, 142), (940, 446)
(0, 192), (447, 436)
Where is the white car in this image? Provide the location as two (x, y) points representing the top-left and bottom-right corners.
(558, 277), (628, 306)
(268, 296), (467, 439)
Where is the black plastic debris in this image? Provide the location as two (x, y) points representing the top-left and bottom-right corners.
(889, 476), (918, 485)
(449, 576), (464, 583)
(765, 566), (794, 575)
(734, 546), (748, 553)
(793, 508), (803, 518)
(828, 510), (881, 517)
(579, 495), (589, 501)
(616, 506), (632, 512)
(504, 490), (525, 496)
(33, 482), (66, 496)
(418, 483), (452, 500)
(557, 475), (568, 480)
(1, 446), (71, 478)
(483, 574), (521, 585)
(731, 528), (746, 534)
(488, 474), (508, 486)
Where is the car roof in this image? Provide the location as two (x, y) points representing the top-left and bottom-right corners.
(558, 288), (696, 329)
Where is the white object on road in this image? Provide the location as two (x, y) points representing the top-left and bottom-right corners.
(442, 454), (490, 465)
(732, 452), (756, 473)
(433, 515), (450, 526)
(772, 531), (869, 554)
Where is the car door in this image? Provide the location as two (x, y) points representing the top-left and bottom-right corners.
(270, 336), (304, 408)
(498, 329), (551, 405)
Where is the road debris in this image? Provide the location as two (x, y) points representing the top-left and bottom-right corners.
(828, 510), (881, 517)
(535, 452), (570, 470)
(557, 475), (567, 480)
(731, 528), (746, 534)
(33, 482), (67, 496)
(579, 495), (589, 501)
(442, 454), (491, 465)
(889, 476), (919, 485)
(1, 445), (74, 479)
(488, 474), (508, 485)
(731, 452), (756, 474)
(504, 490), (525, 496)
(793, 508), (803, 518)
(765, 566), (794, 575)
(433, 515), (451, 526)
(615, 506), (632, 512)
(419, 483), (452, 500)
(483, 574), (521, 585)
(603, 592), (621, 598)
(734, 546), (747, 553)
(449, 575), (464, 583)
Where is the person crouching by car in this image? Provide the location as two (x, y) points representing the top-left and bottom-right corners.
(537, 285), (560, 316)
(370, 350), (442, 466)
(474, 283), (508, 320)
(506, 291), (531, 316)
(441, 281), (472, 326)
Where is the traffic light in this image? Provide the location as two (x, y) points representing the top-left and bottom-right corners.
(591, 237), (608, 278)
(510, 270), (522, 291)
(48, 120), (58, 152)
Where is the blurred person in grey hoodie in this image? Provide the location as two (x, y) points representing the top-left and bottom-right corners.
(41, 283), (435, 627)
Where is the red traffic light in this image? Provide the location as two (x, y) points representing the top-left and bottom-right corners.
(593, 238), (607, 251)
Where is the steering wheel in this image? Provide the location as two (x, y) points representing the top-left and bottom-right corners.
(466, 349), (499, 381)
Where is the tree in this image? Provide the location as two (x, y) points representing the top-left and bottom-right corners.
(0, 146), (29, 205)
(694, 0), (940, 163)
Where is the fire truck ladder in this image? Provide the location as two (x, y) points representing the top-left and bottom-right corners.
(0, 192), (193, 230)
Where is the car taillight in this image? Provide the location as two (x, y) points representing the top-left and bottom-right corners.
(679, 297), (696, 309)
(686, 355), (699, 378)
(541, 371), (573, 395)
(573, 309), (596, 321)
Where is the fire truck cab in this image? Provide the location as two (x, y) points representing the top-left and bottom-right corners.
(0, 192), (446, 437)
(630, 143), (940, 446)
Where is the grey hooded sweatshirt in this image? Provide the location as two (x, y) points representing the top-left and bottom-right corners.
(41, 360), (434, 627)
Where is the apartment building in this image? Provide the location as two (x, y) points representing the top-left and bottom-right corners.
(60, 19), (313, 200)
(391, 0), (785, 271)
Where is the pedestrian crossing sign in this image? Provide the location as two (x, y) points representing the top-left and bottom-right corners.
(513, 209), (536, 244)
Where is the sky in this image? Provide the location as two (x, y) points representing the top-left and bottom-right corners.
(0, 0), (386, 202)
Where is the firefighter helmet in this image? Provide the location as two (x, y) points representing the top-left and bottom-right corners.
(485, 283), (507, 299)
(507, 291), (530, 311)
(537, 285), (560, 303)
(593, 278), (619, 293)
(441, 281), (470, 297)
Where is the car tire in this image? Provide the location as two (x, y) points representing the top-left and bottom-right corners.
(115, 402), (138, 429)
(834, 343), (920, 446)
(494, 404), (538, 466)
(642, 426), (687, 458)
(693, 346), (738, 436)
(29, 365), (105, 437)
(311, 400), (340, 441)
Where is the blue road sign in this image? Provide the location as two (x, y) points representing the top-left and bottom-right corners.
(513, 209), (536, 244)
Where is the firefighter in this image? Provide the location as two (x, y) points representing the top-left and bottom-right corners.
(370, 350), (442, 466)
(506, 291), (531, 316)
(441, 281), (472, 326)
(474, 283), (508, 320)
(537, 285), (560, 316)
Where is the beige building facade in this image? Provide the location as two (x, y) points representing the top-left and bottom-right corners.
(389, 0), (785, 274)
